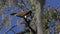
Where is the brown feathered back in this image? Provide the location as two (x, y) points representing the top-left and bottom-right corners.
(11, 10), (31, 17)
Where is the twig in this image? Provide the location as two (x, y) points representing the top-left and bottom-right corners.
(4, 25), (17, 34)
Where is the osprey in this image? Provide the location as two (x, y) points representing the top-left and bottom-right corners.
(11, 10), (32, 18)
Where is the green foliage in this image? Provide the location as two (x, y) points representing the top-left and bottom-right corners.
(3, 0), (7, 5)
(31, 4), (36, 10)
(43, 19), (49, 29)
(57, 12), (60, 21)
(43, 7), (60, 34)
(0, 0), (7, 7)
(44, 29), (49, 34)
(44, 11), (50, 19)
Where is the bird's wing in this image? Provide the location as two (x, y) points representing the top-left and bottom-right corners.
(15, 10), (31, 16)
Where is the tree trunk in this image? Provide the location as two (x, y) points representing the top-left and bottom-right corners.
(29, 0), (44, 34)
(35, 2), (43, 34)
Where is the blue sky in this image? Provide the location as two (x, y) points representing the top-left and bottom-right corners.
(0, 0), (60, 34)
(46, 0), (60, 7)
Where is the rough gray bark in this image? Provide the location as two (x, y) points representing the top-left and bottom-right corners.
(35, 2), (43, 34)
(29, 0), (44, 34)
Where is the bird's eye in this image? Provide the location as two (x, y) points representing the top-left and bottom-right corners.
(24, 16), (27, 18)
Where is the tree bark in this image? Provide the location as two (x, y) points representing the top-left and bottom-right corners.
(35, 3), (43, 34)
(29, 0), (44, 34)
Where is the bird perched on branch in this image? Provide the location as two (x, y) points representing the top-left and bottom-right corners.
(10, 10), (36, 34)
(11, 10), (32, 18)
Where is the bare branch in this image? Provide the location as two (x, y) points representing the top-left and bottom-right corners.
(4, 25), (17, 34)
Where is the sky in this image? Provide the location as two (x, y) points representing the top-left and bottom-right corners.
(0, 0), (60, 34)
(45, 0), (60, 9)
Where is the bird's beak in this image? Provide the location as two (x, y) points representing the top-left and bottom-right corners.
(14, 15), (16, 16)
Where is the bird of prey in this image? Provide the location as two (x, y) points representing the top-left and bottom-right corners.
(11, 10), (32, 18)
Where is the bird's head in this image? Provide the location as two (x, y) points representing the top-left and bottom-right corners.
(11, 13), (16, 15)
